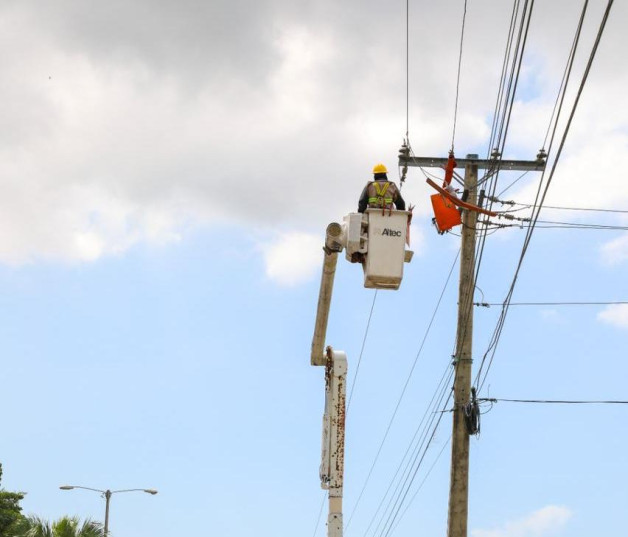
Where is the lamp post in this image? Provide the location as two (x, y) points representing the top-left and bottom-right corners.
(60, 485), (157, 536)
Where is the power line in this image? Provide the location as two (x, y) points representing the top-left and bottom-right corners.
(347, 290), (379, 413)
(406, 0), (409, 137)
(479, 220), (628, 231)
(360, 366), (453, 537)
(345, 251), (459, 532)
(511, 203), (628, 214)
(533, 223), (628, 230)
(451, 0), (468, 152)
(485, 397), (628, 405)
(497, 170), (530, 196)
(369, 264), (465, 537)
(389, 436), (451, 535)
(378, 387), (452, 537)
(475, 0), (614, 394)
(312, 492), (327, 537)
(474, 0), (536, 329)
(475, 301), (628, 307)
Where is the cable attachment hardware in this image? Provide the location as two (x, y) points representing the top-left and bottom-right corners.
(536, 148), (547, 163)
(464, 387), (481, 436)
(398, 139), (410, 186)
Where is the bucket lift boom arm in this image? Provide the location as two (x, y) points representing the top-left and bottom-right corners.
(310, 212), (411, 537)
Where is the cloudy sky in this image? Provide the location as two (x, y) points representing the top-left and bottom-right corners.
(1, 1), (626, 536)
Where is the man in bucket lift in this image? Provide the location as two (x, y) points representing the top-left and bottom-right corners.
(358, 163), (406, 213)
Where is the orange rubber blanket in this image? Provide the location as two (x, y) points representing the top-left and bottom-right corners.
(426, 178), (497, 217)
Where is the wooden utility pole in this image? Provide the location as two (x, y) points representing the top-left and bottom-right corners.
(399, 150), (546, 537)
(447, 156), (478, 537)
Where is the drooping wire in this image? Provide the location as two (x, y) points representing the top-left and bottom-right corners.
(363, 365), (453, 537)
(367, 274), (468, 537)
(345, 250), (460, 531)
(451, 0), (469, 152)
(347, 290), (379, 413)
(312, 291), (377, 537)
(312, 491), (327, 537)
(377, 382), (453, 537)
(388, 436), (451, 535)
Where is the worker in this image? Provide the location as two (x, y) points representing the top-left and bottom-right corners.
(358, 163), (406, 213)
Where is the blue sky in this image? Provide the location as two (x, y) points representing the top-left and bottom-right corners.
(1, 1), (627, 537)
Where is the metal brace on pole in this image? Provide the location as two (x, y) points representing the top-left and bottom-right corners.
(398, 154), (547, 172)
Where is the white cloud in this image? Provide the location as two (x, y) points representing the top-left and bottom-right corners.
(600, 234), (628, 266)
(0, 0), (626, 268)
(472, 505), (572, 537)
(260, 232), (322, 287)
(408, 223), (426, 255)
(540, 309), (564, 324)
(598, 304), (628, 329)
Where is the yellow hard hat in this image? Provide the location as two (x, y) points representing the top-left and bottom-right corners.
(373, 163), (388, 174)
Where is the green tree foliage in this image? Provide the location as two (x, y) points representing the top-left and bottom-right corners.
(13, 516), (104, 537)
(0, 463), (26, 536)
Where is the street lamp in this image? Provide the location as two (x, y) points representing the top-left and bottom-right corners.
(60, 485), (157, 536)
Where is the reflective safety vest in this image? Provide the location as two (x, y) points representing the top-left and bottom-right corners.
(367, 180), (398, 208)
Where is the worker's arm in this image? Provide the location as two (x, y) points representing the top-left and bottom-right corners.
(357, 184), (369, 213)
(395, 189), (406, 211)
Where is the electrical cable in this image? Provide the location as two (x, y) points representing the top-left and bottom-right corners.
(497, 170), (530, 196)
(510, 202), (628, 214)
(487, 397), (628, 404)
(345, 250), (459, 531)
(475, 0), (614, 394)
(370, 282), (467, 537)
(474, 0), (591, 391)
(347, 290), (379, 413)
(364, 366), (453, 537)
(486, 0), (522, 159)
(475, 301), (628, 307)
(406, 0), (409, 138)
(474, 0), (536, 321)
(312, 491), (327, 537)
(388, 436), (451, 535)
(451, 0), (468, 152)
(378, 388), (453, 537)
(533, 224), (628, 230)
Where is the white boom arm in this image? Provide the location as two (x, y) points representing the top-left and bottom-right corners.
(320, 347), (347, 537)
(310, 212), (411, 537)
